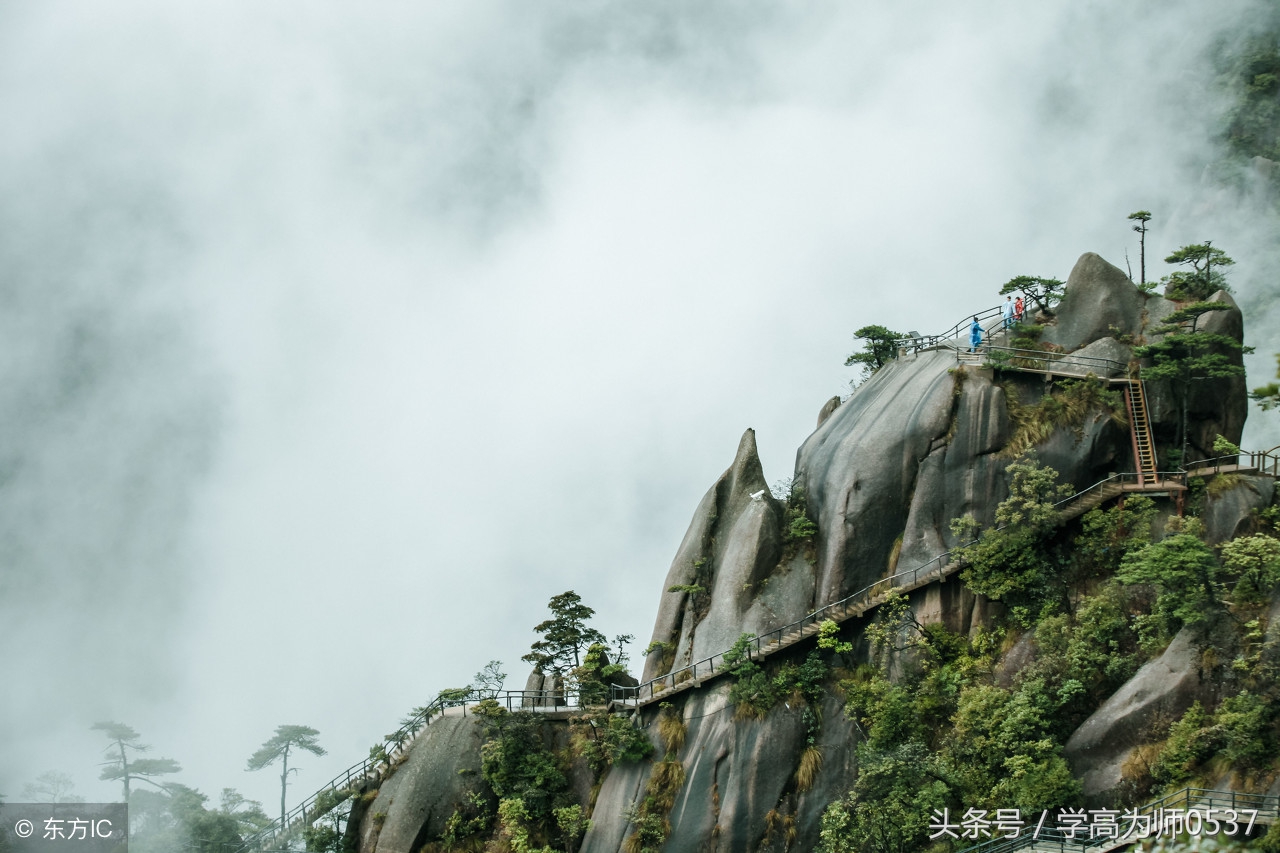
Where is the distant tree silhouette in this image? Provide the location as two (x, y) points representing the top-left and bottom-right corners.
(246, 725), (326, 829)
(1128, 210), (1152, 287)
(21, 771), (84, 803)
(92, 721), (181, 801)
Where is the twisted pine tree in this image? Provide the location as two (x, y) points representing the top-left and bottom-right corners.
(91, 721), (181, 801)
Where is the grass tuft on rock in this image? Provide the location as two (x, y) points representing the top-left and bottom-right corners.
(795, 745), (823, 793)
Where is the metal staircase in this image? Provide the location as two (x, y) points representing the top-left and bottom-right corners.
(1123, 378), (1158, 485)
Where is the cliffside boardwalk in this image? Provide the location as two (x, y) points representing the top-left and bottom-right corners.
(235, 688), (591, 852)
(243, 303), (1277, 852)
(610, 308), (1222, 710)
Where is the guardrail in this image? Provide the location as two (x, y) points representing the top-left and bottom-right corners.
(613, 468), (1196, 709)
(612, 541), (965, 707)
(894, 305), (1004, 353)
(955, 787), (1279, 853)
(979, 345), (1129, 378)
(1053, 471), (1187, 507)
(237, 686), (597, 851)
(247, 447), (1273, 849)
(1185, 449), (1280, 479)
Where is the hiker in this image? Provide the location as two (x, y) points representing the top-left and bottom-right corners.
(969, 316), (982, 352)
(1014, 294), (1024, 323)
(1002, 295), (1015, 329)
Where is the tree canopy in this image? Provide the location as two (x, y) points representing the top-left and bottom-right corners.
(950, 458), (1072, 625)
(92, 721), (181, 801)
(1162, 242), (1235, 300)
(1133, 301), (1250, 462)
(1000, 275), (1064, 316)
(247, 725), (326, 828)
(844, 325), (903, 381)
(522, 590), (606, 674)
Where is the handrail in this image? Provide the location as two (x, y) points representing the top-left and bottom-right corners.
(251, 444), (1278, 849)
(894, 305), (1005, 353)
(1052, 471), (1187, 508)
(237, 686), (596, 851)
(1185, 450), (1280, 478)
(612, 544), (962, 707)
(980, 345), (1128, 377)
(613, 470), (1193, 709)
(955, 787), (1279, 853)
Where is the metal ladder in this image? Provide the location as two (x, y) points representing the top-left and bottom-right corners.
(1123, 378), (1157, 486)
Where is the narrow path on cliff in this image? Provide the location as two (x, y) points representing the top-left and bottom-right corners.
(613, 340), (1241, 710)
(237, 326), (1278, 851)
(618, 285), (1280, 707)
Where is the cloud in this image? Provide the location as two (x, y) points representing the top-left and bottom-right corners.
(1, 0), (1277, 806)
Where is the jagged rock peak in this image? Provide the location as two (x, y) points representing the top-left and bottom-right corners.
(726, 427), (768, 500)
(639, 428), (788, 682)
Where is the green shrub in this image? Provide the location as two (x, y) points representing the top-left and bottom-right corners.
(1221, 533), (1280, 604)
(302, 824), (342, 852)
(817, 743), (949, 853)
(782, 485), (819, 544)
(1076, 496), (1158, 578)
(1118, 519), (1224, 652)
(1151, 702), (1217, 787)
(953, 458), (1073, 626)
(1215, 690), (1274, 769)
(817, 619), (852, 654)
(789, 515), (818, 539)
(572, 711), (653, 772)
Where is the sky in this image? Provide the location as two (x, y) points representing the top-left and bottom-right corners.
(2, 0), (1279, 811)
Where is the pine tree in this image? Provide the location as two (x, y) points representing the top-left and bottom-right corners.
(1134, 301), (1251, 464)
(91, 721), (181, 801)
(1161, 242), (1235, 301)
(1128, 210), (1152, 287)
(522, 591), (606, 674)
(246, 725), (326, 829)
(844, 325), (904, 381)
(1000, 275), (1064, 317)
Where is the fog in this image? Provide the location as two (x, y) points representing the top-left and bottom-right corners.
(2, 0), (1278, 809)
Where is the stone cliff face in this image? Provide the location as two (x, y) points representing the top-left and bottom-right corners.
(642, 253), (1243, 682)
(352, 251), (1265, 853)
(584, 252), (1252, 851)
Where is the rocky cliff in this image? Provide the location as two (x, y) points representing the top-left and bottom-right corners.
(350, 251), (1279, 853)
(640, 252), (1242, 686)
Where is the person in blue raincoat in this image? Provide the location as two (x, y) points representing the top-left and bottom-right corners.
(969, 316), (982, 352)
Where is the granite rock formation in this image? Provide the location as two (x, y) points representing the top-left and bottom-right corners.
(352, 251), (1262, 853)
